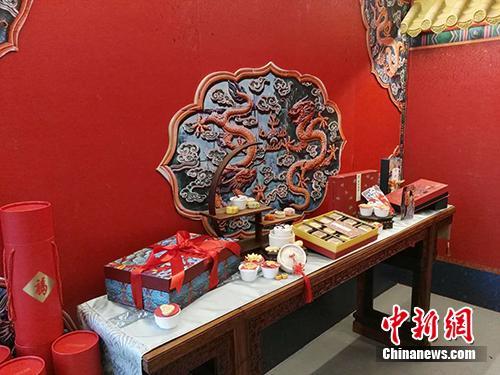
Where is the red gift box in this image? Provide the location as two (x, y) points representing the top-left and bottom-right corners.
(387, 179), (448, 211)
(325, 170), (379, 216)
(104, 231), (240, 311)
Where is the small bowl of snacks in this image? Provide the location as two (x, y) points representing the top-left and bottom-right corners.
(284, 207), (296, 216)
(246, 198), (260, 209)
(275, 210), (286, 219)
(261, 260), (280, 279)
(230, 195), (248, 210)
(264, 213), (275, 221)
(374, 204), (390, 218)
(245, 253), (264, 265)
(239, 262), (259, 282)
(359, 203), (374, 217)
(154, 303), (181, 329)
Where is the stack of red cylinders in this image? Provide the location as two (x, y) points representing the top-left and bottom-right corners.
(0, 356), (46, 374)
(0, 202), (64, 375)
(51, 331), (101, 375)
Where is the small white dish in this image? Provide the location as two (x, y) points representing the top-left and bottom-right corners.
(277, 243), (307, 274)
(239, 263), (259, 282)
(374, 205), (390, 218)
(359, 203), (374, 216)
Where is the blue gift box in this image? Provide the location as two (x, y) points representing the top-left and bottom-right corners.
(104, 233), (240, 312)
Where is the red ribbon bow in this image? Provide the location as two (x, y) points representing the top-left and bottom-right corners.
(130, 231), (240, 310)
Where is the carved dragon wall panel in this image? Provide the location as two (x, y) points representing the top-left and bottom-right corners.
(360, 0), (410, 112)
(158, 62), (345, 237)
(0, 0), (33, 58)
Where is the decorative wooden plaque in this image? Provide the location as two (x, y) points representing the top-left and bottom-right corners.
(0, 0), (33, 58)
(158, 62), (345, 236)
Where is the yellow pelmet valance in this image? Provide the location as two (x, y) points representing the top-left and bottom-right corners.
(401, 0), (500, 37)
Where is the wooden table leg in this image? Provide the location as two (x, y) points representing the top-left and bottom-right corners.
(353, 228), (439, 346)
(234, 320), (251, 375)
(354, 267), (374, 319)
(411, 226), (437, 314)
(353, 267), (391, 343)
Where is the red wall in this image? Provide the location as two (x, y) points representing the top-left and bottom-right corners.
(0, 1), (400, 314)
(405, 40), (500, 272)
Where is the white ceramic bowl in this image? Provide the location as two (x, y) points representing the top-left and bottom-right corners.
(230, 197), (247, 210)
(154, 309), (181, 329)
(239, 264), (259, 282)
(261, 265), (280, 279)
(359, 204), (373, 216)
(374, 205), (390, 218)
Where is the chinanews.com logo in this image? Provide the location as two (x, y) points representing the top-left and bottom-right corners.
(376, 304), (487, 362)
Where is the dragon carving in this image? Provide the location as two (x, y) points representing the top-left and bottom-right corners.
(285, 99), (337, 210)
(360, 0), (410, 111)
(192, 82), (258, 200)
(158, 62), (345, 237)
(372, 0), (405, 78)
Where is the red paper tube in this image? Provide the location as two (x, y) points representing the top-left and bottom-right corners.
(0, 202), (64, 374)
(0, 356), (46, 375)
(52, 331), (102, 375)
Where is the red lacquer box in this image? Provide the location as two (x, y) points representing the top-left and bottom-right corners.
(387, 179), (449, 211)
(325, 170), (379, 216)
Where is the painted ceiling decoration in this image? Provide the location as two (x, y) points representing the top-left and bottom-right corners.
(360, 0), (411, 112)
(0, 0), (33, 58)
(411, 23), (500, 47)
(401, 0), (500, 37)
(158, 62), (345, 237)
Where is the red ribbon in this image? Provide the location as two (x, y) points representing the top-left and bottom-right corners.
(130, 231), (240, 310)
(291, 255), (313, 304)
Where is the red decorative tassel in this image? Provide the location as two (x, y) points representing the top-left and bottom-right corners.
(292, 257), (313, 304)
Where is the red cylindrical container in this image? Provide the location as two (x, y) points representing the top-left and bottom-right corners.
(51, 331), (101, 375)
(0, 346), (11, 365)
(0, 356), (46, 375)
(0, 202), (64, 374)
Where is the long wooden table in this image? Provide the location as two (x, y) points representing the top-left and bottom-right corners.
(142, 206), (455, 374)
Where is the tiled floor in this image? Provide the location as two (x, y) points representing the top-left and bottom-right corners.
(267, 284), (500, 375)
